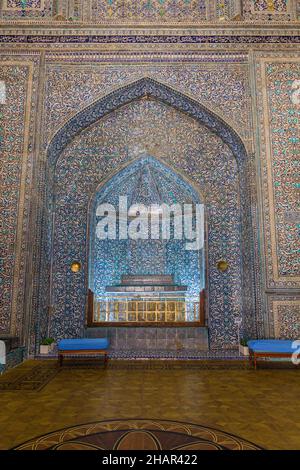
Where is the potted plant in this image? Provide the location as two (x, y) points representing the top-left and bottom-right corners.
(40, 338), (55, 355)
(239, 338), (249, 356)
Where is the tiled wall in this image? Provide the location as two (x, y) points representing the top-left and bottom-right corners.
(86, 327), (209, 351)
(49, 94), (244, 348)
(90, 156), (204, 300)
(0, 45), (299, 355)
(255, 58), (300, 288)
(0, 1), (298, 21)
(0, 59), (38, 341)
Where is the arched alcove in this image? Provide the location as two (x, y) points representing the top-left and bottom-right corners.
(88, 156), (205, 321)
(33, 79), (256, 351)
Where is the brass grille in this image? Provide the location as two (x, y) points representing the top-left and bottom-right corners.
(93, 298), (201, 323)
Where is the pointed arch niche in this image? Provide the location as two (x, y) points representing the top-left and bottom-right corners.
(35, 78), (256, 350)
(88, 155), (205, 324)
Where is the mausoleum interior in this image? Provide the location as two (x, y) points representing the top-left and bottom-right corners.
(0, 0), (299, 452)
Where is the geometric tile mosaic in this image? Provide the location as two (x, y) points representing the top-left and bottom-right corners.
(0, 63), (32, 336)
(256, 59), (300, 287)
(44, 64), (250, 146)
(1, 0), (52, 19)
(0, 39), (299, 360)
(90, 156), (204, 301)
(91, 0), (207, 23)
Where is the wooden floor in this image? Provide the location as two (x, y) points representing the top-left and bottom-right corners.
(0, 359), (299, 450)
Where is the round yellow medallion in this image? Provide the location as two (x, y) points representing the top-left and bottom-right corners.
(70, 261), (81, 273)
(217, 260), (229, 272)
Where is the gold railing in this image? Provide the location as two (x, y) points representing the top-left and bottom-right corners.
(93, 298), (201, 323)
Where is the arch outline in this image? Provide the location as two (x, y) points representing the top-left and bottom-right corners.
(47, 77), (248, 167)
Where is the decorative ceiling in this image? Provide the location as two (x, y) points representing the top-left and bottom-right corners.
(0, 0), (299, 22)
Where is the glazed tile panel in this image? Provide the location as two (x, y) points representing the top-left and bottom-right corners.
(253, 0), (288, 12)
(91, 0), (207, 22)
(1, 0), (297, 20)
(4, 0), (44, 8)
(44, 64), (250, 146)
(51, 99), (243, 347)
(269, 299), (300, 338)
(257, 60), (300, 286)
(90, 156), (204, 300)
(1, 0), (53, 18)
(0, 63), (31, 335)
(243, 0), (294, 20)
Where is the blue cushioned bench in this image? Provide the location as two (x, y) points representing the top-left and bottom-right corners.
(248, 340), (299, 369)
(57, 338), (109, 367)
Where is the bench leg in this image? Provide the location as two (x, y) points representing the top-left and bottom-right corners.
(248, 350), (251, 368)
(59, 354), (63, 367)
(104, 353), (108, 368)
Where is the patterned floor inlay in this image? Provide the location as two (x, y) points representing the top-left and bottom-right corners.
(1, 360), (299, 450)
(1, 359), (298, 391)
(1, 361), (247, 391)
(0, 365), (59, 391)
(13, 419), (262, 450)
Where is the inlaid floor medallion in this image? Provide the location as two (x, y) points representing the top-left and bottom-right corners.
(14, 419), (262, 450)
